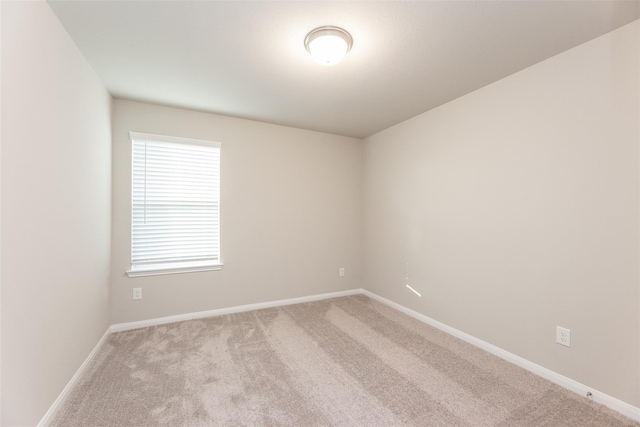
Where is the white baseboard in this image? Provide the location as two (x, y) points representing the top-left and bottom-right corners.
(110, 288), (363, 332)
(39, 289), (361, 424)
(360, 289), (640, 423)
(40, 288), (640, 424)
(37, 327), (111, 427)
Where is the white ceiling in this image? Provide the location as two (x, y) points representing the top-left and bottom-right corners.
(48, 1), (639, 139)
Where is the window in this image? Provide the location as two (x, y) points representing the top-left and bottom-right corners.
(127, 132), (222, 277)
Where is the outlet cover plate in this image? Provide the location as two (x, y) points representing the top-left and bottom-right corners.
(556, 326), (570, 347)
(133, 287), (142, 300)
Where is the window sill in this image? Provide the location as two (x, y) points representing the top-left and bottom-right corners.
(126, 262), (223, 278)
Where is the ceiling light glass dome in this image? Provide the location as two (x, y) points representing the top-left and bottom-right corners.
(304, 26), (353, 66)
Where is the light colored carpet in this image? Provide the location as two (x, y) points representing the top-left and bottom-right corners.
(53, 295), (638, 426)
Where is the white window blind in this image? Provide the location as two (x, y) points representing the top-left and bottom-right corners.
(128, 132), (222, 277)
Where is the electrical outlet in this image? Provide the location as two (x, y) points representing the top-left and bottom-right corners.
(339, 267), (345, 277)
(133, 287), (142, 300)
(556, 326), (570, 347)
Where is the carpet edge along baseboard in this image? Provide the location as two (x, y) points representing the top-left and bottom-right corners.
(39, 288), (640, 426)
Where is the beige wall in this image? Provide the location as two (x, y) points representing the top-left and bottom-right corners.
(363, 20), (640, 407)
(111, 100), (362, 324)
(0, 2), (112, 425)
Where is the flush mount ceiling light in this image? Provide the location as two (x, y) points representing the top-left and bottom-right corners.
(304, 26), (353, 66)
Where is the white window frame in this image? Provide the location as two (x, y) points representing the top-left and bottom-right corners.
(126, 132), (222, 277)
